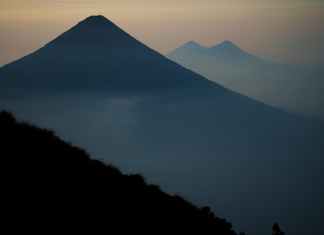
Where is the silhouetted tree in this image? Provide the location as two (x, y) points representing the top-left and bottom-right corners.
(273, 223), (285, 235)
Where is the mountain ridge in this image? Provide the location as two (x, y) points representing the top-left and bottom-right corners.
(0, 16), (222, 94)
(1, 110), (238, 234)
(169, 40), (264, 64)
(1, 16), (324, 235)
(167, 39), (324, 119)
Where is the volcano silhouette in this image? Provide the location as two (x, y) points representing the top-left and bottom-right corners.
(169, 40), (260, 64)
(0, 15), (218, 93)
(0, 16), (324, 235)
(168, 40), (324, 119)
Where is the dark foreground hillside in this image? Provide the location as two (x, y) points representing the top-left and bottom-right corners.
(1, 111), (237, 234)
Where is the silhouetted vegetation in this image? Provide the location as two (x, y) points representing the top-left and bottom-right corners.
(273, 223), (285, 235)
(1, 111), (238, 234)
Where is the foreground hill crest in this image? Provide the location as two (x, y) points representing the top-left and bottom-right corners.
(0, 110), (237, 234)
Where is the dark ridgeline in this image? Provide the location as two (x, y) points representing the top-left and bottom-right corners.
(1, 111), (237, 234)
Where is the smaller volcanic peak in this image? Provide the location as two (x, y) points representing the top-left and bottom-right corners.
(182, 41), (204, 49)
(168, 39), (262, 67)
(206, 40), (259, 61)
(169, 40), (249, 59)
(169, 41), (206, 56)
(215, 40), (237, 48)
(209, 40), (243, 54)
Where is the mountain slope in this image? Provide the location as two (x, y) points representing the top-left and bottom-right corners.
(0, 16), (217, 94)
(0, 16), (323, 235)
(1, 111), (237, 234)
(168, 41), (324, 119)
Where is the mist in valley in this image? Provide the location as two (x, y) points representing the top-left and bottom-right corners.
(2, 90), (323, 235)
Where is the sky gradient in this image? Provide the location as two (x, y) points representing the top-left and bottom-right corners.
(1, 0), (324, 65)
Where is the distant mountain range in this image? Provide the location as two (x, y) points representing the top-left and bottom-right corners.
(0, 16), (323, 235)
(168, 40), (324, 119)
(169, 40), (261, 63)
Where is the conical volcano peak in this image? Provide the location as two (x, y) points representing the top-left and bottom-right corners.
(169, 41), (206, 55)
(85, 15), (109, 21)
(77, 15), (116, 28)
(45, 15), (132, 47)
(211, 40), (241, 51)
(220, 40), (236, 46)
(184, 41), (202, 47)
(168, 39), (258, 62)
(181, 41), (205, 50)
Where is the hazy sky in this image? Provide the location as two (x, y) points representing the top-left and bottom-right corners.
(0, 0), (324, 65)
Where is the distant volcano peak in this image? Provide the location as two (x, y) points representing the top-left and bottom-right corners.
(168, 39), (259, 63)
(171, 40), (246, 57)
(211, 40), (241, 51)
(172, 41), (205, 53)
(184, 41), (202, 47)
(220, 40), (236, 46)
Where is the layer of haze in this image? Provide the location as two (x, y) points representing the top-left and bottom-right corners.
(1, 0), (324, 66)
